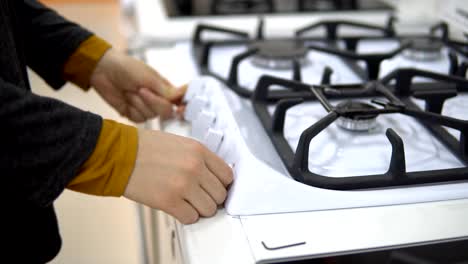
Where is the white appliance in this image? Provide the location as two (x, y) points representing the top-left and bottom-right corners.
(136, 1), (468, 263)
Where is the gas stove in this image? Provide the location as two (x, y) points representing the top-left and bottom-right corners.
(180, 17), (468, 216)
(135, 0), (468, 259)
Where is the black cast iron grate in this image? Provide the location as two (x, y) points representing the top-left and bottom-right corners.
(251, 68), (468, 190)
(192, 18), (468, 100)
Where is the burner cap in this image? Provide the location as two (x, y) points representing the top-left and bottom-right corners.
(250, 40), (308, 70)
(336, 101), (379, 131)
(403, 38), (443, 61)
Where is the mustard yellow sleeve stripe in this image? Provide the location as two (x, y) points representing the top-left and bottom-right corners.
(63, 35), (112, 90)
(67, 119), (138, 197)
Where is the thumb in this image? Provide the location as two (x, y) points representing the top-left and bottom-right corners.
(145, 65), (179, 98)
(168, 84), (188, 105)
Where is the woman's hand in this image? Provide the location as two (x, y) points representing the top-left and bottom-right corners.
(124, 129), (234, 224)
(90, 49), (184, 122)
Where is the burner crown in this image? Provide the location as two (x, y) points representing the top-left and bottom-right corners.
(403, 38), (443, 61)
(336, 101), (379, 131)
(250, 40), (308, 69)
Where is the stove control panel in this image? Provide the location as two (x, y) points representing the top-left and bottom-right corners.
(183, 76), (242, 166)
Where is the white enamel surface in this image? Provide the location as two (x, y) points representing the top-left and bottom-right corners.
(175, 209), (255, 264)
(412, 93), (468, 140)
(356, 39), (452, 79)
(241, 199), (468, 263)
(442, 95), (468, 138)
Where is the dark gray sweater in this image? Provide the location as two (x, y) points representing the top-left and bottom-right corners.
(1, 1), (102, 262)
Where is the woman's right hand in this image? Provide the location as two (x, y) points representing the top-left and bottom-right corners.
(123, 129), (233, 224)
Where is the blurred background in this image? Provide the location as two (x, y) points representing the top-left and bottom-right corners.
(163, 0), (392, 16)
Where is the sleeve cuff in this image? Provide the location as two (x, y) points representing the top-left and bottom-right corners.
(62, 35), (112, 90)
(67, 119), (138, 197)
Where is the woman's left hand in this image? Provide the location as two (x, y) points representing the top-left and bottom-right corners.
(90, 49), (185, 123)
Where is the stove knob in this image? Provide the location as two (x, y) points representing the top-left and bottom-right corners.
(211, 110), (229, 130)
(217, 132), (239, 166)
(183, 78), (207, 103)
(184, 95), (208, 121)
(191, 110), (216, 140)
(203, 128), (223, 153)
(203, 77), (222, 95)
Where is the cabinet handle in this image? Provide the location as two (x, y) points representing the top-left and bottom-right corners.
(171, 230), (176, 260)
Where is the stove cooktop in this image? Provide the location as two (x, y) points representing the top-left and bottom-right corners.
(182, 74), (468, 216)
(181, 17), (468, 216)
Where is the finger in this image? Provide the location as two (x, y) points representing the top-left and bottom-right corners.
(128, 92), (156, 119)
(139, 88), (174, 120)
(115, 103), (129, 117)
(145, 67), (178, 98)
(203, 150), (234, 187)
(184, 185), (218, 217)
(177, 105), (186, 113)
(175, 105), (186, 120)
(199, 169), (228, 205)
(92, 80), (129, 116)
(128, 106), (147, 123)
(108, 100), (128, 117)
(166, 200), (199, 225)
(169, 84), (188, 105)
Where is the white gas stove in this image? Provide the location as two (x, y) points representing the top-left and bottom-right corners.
(180, 17), (468, 216)
(182, 75), (468, 216)
(136, 1), (468, 263)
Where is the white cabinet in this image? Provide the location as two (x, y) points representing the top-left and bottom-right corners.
(142, 207), (184, 264)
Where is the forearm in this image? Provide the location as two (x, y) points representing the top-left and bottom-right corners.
(0, 77), (102, 206)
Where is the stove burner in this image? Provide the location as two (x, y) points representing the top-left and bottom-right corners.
(336, 101), (379, 131)
(250, 40), (309, 70)
(403, 38), (443, 61)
